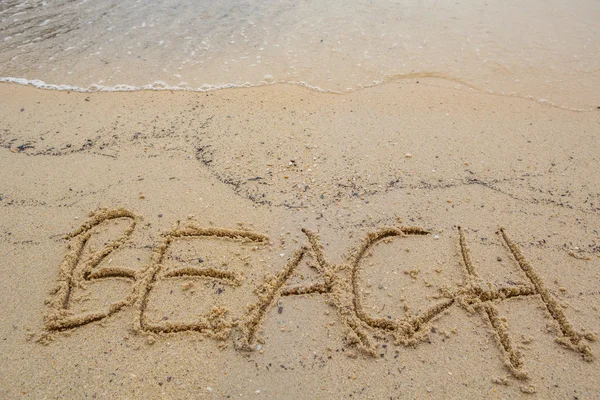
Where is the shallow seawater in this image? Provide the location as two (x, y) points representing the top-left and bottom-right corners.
(1, 0), (599, 109)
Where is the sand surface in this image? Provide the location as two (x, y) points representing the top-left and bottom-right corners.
(1, 81), (599, 398)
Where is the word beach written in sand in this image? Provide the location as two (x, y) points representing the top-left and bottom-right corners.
(43, 208), (595, 380)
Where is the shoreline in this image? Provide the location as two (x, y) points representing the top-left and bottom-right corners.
(1, 81), (599, 398)
(1, 74), (597, 112)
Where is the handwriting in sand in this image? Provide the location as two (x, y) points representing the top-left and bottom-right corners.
(43, 208), (595, 381)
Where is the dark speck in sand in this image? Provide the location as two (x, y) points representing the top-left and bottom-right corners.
(278, 306), (283, 314)
(198, 258), (204, 263)
(16, 144), (34, 152)
(158, 213), (163, 218)
(20, 108), (24, 112)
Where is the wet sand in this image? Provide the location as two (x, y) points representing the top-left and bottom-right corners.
(0, 81), (599, 398)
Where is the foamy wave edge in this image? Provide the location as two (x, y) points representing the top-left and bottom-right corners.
(0, 76), (590, 112)
(0, 76), (332, 94)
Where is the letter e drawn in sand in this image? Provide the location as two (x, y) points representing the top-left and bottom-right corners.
(44, 208), (139, 331)
(134, 225), (269, 340)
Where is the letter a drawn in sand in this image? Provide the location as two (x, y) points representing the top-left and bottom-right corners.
(235, 228), (338, 350)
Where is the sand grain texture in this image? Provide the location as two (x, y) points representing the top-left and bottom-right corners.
(0, 82), (599, 398)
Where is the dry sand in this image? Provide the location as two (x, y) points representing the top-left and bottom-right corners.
(0, 81), (599, 398)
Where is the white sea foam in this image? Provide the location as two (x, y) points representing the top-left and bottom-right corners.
(0, 75), (591, 112)
(0, 76), (301, 94)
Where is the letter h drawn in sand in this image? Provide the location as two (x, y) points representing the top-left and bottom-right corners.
(456, 227), (594, 379)
(45, 209), (139, 330)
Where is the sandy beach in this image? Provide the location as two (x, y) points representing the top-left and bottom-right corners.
(0, 80), (599, 398)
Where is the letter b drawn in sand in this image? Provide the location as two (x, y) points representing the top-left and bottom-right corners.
(44, 208), (139, 330)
